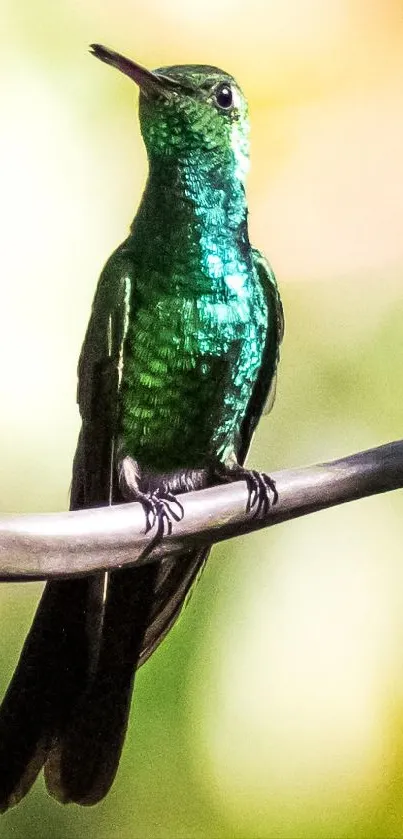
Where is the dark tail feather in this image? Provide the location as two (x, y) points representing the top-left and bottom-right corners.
(0, 578), (96, 812)
(45, 547), (208, 806)
(45, 563), (160, 805)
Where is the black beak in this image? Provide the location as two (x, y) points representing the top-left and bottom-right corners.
(89, 44), (178, 98)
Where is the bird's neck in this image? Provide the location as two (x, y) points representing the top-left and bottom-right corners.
(129, 154), (250, 286)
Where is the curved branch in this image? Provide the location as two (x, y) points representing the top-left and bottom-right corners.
(0, 440), (402, 581)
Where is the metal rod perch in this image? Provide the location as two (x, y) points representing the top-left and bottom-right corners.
(0, 439), (401, 582)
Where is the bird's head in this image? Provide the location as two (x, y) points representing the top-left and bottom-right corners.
(90, 44), (250, 183)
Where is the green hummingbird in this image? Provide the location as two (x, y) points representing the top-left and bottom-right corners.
(0, 45), (283, 810)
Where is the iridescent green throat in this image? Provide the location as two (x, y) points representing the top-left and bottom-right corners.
(130, 151), (250, 291)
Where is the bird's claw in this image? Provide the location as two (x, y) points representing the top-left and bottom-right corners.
(244, 470), (278, 518)
(212, 464), (278, 519)
(139, 489), (184, 536)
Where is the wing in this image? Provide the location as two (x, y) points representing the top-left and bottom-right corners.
(44, 245), (157, 802)
(237, 249), (284, 465)
(70, 247), (131, 510)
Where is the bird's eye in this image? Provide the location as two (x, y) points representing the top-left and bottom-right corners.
(214, 83), (233, 110)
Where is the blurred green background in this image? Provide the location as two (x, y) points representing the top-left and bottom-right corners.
(1, 1), (403, 836)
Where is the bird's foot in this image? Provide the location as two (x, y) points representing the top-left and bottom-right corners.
(119, 457), (184, 536)
(212, 463), (278, 518)
(134, 487), (184, 536)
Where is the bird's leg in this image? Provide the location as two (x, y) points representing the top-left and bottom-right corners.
(144, 466), (210, 496)
(210, 455), (278, 518)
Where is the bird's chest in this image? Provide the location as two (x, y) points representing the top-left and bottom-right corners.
(126, 277), (265, 384)
(118, 277), (267, 468)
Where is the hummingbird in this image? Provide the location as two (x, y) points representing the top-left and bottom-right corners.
(0, 45), (283, 810)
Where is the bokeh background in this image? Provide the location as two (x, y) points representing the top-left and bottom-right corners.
(1, 1), (403, 836)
